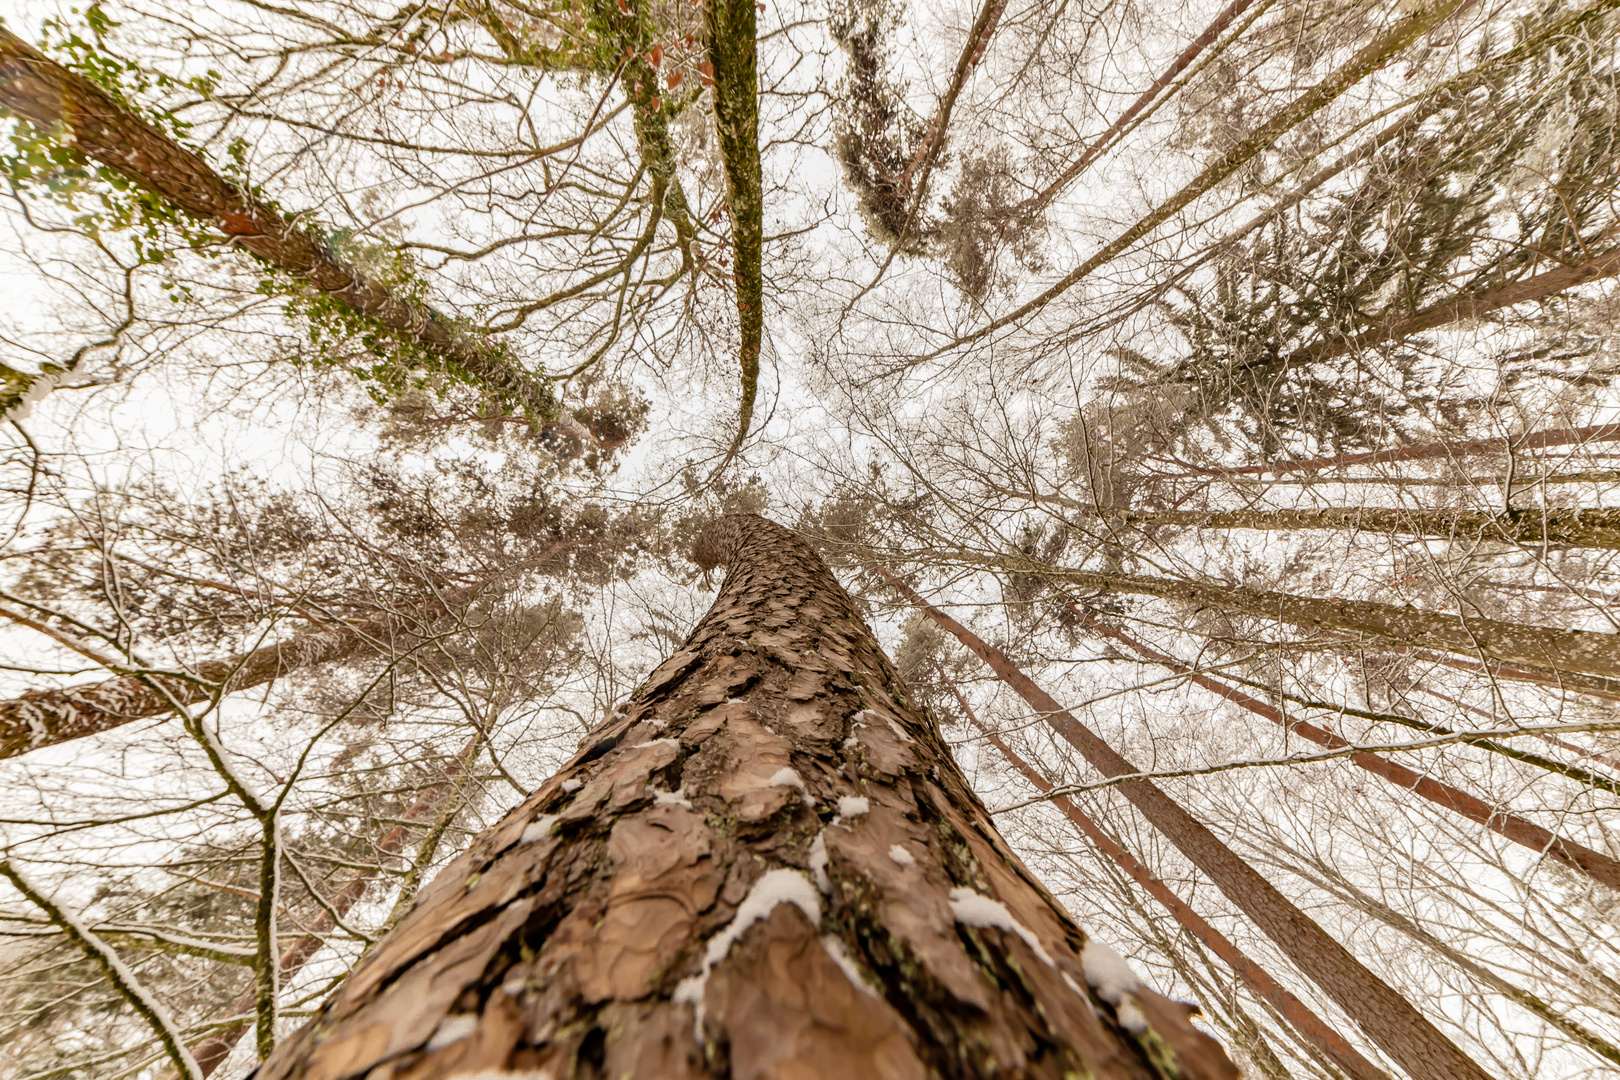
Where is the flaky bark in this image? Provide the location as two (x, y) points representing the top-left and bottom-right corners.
(0, 29), (556, 420)
(880, 571), (1492, 1080)
(1108, 506), (1620, 549)
(254, 516), (1235, 1080)
(951, 688), (1394, 1080)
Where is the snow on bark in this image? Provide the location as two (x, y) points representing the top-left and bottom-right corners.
(250, 515), (1237, 1080)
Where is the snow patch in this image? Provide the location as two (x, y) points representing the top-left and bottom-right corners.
(948, 887), (1055, 966)
(1081, 939), (1147, 1005)
(676, 869), (823, 1042)
(886, 718), (914, 743)
(836, 795), (870, 818)
(425, 1013), (480, 1050)
(841, 734), (860, 750)
(631, 737), (680, 751)
(651, 786), (694, 808)
(769, 767), (805, 790)
(809, 829), (831, 895)
(560, 778), (583, 793)
(521, 815), (558, 845)
(887, 844), (915, 867)
(822, 935), (879, 997)
(1117, 1001), (1149, 1034)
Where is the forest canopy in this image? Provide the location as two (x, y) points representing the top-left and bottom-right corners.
(2, 0), (1619, 1077)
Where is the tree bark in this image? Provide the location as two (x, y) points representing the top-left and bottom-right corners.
(951, 686), (1394, 1080)
(704, 0), (763, 468)
(1207, 422), (1620, 478)
(0, 29), (557, 421)
(252, 516), (1236, 1080)
(1282, 247), (1620, 367)
(878, 569), (1492, 1080)
(1107, 506), (1620, 550)
(0, 587), (478, 760)
(1062, 604), (1620, 890)
(979, 551), (1620, 682)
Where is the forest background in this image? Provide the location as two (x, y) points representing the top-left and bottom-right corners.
(1, 0), (1618, 1077)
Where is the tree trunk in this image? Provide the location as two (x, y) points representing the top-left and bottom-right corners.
(251, 516), (1236, 1080)
(1207, 422), (1620, 478)
(1283, 247), (1620, 367)
(981, 551), (1620, 682)
(1062, 604), (1620, 889)
(0, 28), (557, 422)
(950, 686), (1394, 1080)
(185, 742), (476, 1076)
(879, 570), (1492, 1080)
(1107, 506), (1620, 550)
(0, 588), (477, 760)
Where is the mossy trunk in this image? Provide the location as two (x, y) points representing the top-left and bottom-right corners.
(252, 515), (1236, 1080)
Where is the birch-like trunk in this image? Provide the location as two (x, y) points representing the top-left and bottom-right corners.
(251, 516), (1235, 1080)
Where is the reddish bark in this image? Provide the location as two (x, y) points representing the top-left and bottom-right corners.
(1284, 248), (1620, 366)
(1062, 605), (1620, 890)
(879, 569), (1491, 1080)
(0, 29), (555, 419)
(952, 687), (1395, 1080)
(1024, 0), (1257, 211)
(1209, 422), (1620, 478)
(251, 517), (1236, 1080)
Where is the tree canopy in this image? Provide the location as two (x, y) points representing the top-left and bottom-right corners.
(2, 0), (1620, 1077)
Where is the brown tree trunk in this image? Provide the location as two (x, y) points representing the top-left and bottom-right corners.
(1108, 506), (1620, 549)
(0, 588), (478, 760)
(976, 550), (1620, 682)
(878, 570), (1492, 1080)
(1283, 247), (1620, 367)
(0, 29), (557, 421)
(253, 516), (1236, 1080)
(950, 686), (1394, 1080)
(1062, 605), (1620, 889)
(1208, 422), (1620, 479)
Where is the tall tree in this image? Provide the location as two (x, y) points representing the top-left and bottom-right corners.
(251, 515), (1236, 1080)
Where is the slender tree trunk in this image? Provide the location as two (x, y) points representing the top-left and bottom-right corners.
(1106, 506), (1620, 549)
(950, 686), (1395, 1080)
(1061, 605), (1620, 889)
(1022, 0), (1257, 211)
(1283, 247), (1620, 367)
(1206, 422), (1620, 478)
(0, 29), (557, 421)
(187, 742), (476, 1076)
(252, 516), (1236, 1080)
(0, 587), (478, 760)
(979, 550), (1620, 681)
(704, 0), (763, 467)
(877, 569), (1492, 1080)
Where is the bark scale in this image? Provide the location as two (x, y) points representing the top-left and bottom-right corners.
(880, 571), (1492, 1080)
(253, 516), (1235, 1080)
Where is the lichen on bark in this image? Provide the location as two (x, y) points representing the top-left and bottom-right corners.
(252, 515), (1236, 1080)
